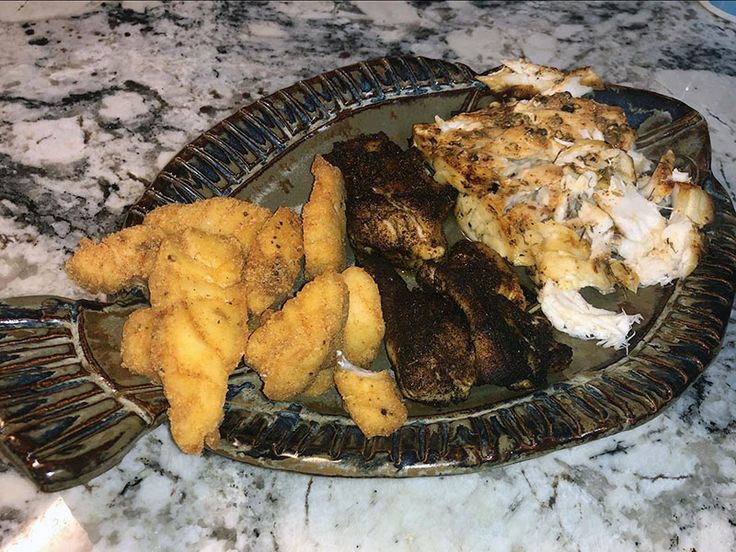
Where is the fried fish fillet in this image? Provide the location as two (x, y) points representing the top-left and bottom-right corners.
(148, 230), (248, 362)
(144, 230), (248, 454)
(148, 229), (245, 308)
(244, 207), (304, 316)
(66, 197), (270, 295)
(299, 265), (385, 398)
(121, 306), (159, 383)
(245, 271), (348, 401)
(143, 197), (271, 254)
(130, 301), (245, 456)
(151, 302), (235, 454)
(334, 356), (407, 438)
(65, 225), (164, 294)
(68, 198), (275, 455)
(302, 156), (347, 279)
(341, 266), (385, 367)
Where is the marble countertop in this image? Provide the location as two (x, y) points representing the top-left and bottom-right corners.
(1, 1), (735, 550)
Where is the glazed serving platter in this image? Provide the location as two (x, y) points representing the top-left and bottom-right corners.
(1, 56), (735, 492)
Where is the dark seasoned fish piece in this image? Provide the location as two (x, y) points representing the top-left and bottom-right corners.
(324, 132), (456, 268)
(417, 241), (572, 389)
(362, 255), (476, 405)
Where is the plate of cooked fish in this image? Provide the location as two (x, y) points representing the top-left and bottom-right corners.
(1, 56), (735, 491)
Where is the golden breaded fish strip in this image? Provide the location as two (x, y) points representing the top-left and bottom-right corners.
(151, 303), (232, 455)
(65, 225), (164, 294)
(334, 360), (407, 438)
(189, 295), (248, 369)
(245, 271), (348, 401)
(143, 197), (270, 255)
(122, 297), (248, 391)
(341, 266), (385, 367)
(300, 367), (335, 397)
(164, 370), (224, 453)
(121, 307), (160, 383)
(143, 229), (248, 454)
(302, 155), (347, 279)
(148, 229), (244, 306)
(244, 207), (304, 316)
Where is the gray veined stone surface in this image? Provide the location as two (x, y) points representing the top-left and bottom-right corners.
(1, 1), (735, 551)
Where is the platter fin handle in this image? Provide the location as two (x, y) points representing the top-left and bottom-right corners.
(0, 294), (166, 492)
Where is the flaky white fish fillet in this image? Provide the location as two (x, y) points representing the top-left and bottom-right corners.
(538, 281), (643, 350)
(478, 59), (604, 98)
(414, 62), (714, 350)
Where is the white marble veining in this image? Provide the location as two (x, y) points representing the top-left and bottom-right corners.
(1, 1), (735, 551)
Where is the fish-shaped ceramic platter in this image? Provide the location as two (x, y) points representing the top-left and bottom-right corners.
(1, 55), (734, 492)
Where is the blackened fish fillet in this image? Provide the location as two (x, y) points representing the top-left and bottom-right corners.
(324, 133), (456, 268)
(362, 255), (476, 405)
(417, 241), (572, 389)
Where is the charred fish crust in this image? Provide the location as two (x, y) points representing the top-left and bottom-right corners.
(417, 241), (572, 389)
(361, 255), (476, 405)
(324, 132), (456, 268)
(430, 240), (527, 309)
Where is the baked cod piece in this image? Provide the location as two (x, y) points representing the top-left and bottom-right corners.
(324, 133), (457, 268)
(594, 184), (705, 288)
(538, 281), (643, 349)
(414, 91), (635, 290)
(243, 207), (304, 316)
(65, 225), (164, 294)
(640, 150), (676, 204)
(302, 155), (347, 279)
(341, 266), (385, 367)
(335, 355), (407, 439)
(413, 62), (713, 349)
(414, 97), (635, 201)
(528, 221), (615, 293)
(245, 271), (349, 401)
(478, 59), (604, 98)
